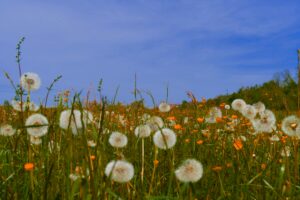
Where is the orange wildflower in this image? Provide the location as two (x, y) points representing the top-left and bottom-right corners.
(216, 117), (223, 123)
(153, 159), (159, 167)
(197, 117), (204, 123)
(280, 136), (288, 144)
(90, 155), (96, 161)
(196, 140), (204, 145)
(233, 139), (243, 150)
(185, 138), (190, 143)
(212, 166), (222, 172)
(24, 163), (34, 171)
(232, 115), (238, 119)
(261, 163), (267, 170)
(167, 116), (176, 121)
(192, 129), (198, 133)
(219, 103), (226, 109)
(174, 124), (182, 130)
(226, 163), (232, 168)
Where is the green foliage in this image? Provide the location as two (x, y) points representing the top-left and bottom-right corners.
(211, 70), (298, 111)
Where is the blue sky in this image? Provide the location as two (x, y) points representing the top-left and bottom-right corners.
(0, 0), (300, 105)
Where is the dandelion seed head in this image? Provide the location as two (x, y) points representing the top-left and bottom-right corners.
(0, 124), (16, 136)
(26, 114), (48, 137)
(59, 110), (82, 135)
(105, 160), (134, 183)
(134, 124), (151, 138)
(153, 128), (176, 149)
(147, 116), (164, 132)
(231, 99), (246, 112)
(109, 131), (128, 148)
(253, 102), (265, 113)
(175, 159), (203, 183)
(20, 72), (41, 91)
(242, 105), (257, 119)
(281, 115), (300, 138)
(30, 136), (42, 145)
(159, 102), (171, 113)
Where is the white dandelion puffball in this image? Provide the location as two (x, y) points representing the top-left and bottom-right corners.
(59, 109), (82, 135)
(20, 72), (41, 91)
(242, 105), (257, 119)
(134, 124), (151, 138)
(253, 102), (265, 113)
(159, 102), (171, 113)
(205, 107), (222, 123)
(109, 131), (128, 148)
(269, 135), (280, 142)
(87, 140), (96, 147)
(147, 116), (164, 132)
(28, 102), (40, 112)
(83, 110), (93, 125)
(175, 159), (203, 183)
(281, 115), (300, 138)
(11, 100), (40, 112)
(251, 110), (276, 133)
(231, 99), (246, 112)
(11, 100), (22, 111)
(25, 114), (49, 137)
(225, 105), (231, 110)
(153, 128), (177, 150)
(281, 146), (291, 157)
(105, 160), (134, 183)
(0, 124), (16, 136)
(30, 136), (42, 145)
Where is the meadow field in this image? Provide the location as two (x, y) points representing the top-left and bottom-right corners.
(1, 40), (300, 200)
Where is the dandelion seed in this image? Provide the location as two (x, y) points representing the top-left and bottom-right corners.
(232, 99), (246, 112)
(25, 114), (49, 137)
(269, 135), (280, 142)
(146, 116), (164, 132)
(251, 110), (276, 133)
(109, 131), (128, 148)
(134, 124), (151, 138)
(175, 159), (203, 183)
(12, 100), (40, 112)
(253, 102), (265, 113)
(158, 102), (171, 112)
(225, 105), (231, 110)
(69, 173), (80, 181)
(242, 105), (257, 119)
(59, 109), (82, 135)
(281, 146), (291, 157)
(281, 115), (300, 138)
(30, 136), (42, 145)
(20, 72), (41, 91)
(87, 140), (96, 147)
(105, 160), (134, 183)
(183, 117), (189, 124)
(0, 124), (16, 136)
(83, 110), (94, 125)
(153, 128), (176, 150)
(205, 107), (222, 123)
